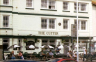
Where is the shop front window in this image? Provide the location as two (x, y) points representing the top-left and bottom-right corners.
(26, 41), (35, 50)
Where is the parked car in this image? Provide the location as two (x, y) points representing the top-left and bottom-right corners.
(3, 60), (39, 62)
(46, 58), (77, 62)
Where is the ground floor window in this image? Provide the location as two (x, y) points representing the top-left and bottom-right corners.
(42, 39), (56, 48)
(26, 41), (35, 50)
(3, 38), (9, 51)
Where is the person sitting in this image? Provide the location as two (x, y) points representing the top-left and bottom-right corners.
(40, 50), (46, 59)
(49, 50), (54, 58)
(18, 51), (24, 59)
(10, 51), (15, 59)
(56, 47), (60, 54)
(73, 51), (77, 60)
(67, 50), (72, 58)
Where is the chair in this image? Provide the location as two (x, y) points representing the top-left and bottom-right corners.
(32, 52), (37, 60)
(23, 52), (28, 59)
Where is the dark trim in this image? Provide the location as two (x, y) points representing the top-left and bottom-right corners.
(62, 10), (70, 12)
(0, 10), (89, 18)
(40, 9), (57, 11)
(0, 35), (92, 39)
(4, 51), (10, 53)
(25, 8), (34, 10)
(74, 11), (88, 13)
(0, 28), (13, 30)
(0, 5), (13, 7)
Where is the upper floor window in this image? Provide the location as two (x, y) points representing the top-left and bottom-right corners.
(74, 20), (87, 30)
(3, 15), (9, 27)
(41, 18), (55, 29)
(41, 0), (55, 9)
(63, 19), (69, 29)
(3, 0), (9, 5)
(81, 21), (86, 30)
(63, 2), (69, 11)
(74, 3), (87, 12)
(26, 0), (33, 8)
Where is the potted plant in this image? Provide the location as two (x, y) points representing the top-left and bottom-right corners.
(35, 39), (40, 43)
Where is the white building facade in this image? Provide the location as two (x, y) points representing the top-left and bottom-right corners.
(92, 0), (96, 52)
(0, 0), (92, 54)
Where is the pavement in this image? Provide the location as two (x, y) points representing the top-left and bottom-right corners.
(0, 59), (96, 62)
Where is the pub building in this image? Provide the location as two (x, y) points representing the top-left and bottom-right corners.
(0, 0), (93, 58)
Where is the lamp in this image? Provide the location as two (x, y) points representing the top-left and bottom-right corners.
(14, 45), (20, 48)
(29, 45), (35, 49)
(48, 45), (54, 48)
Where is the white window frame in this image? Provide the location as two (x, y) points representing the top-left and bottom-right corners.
(26, 0), (33, 8)
(41, 18), (56, 30)
(74, 20), (87, 30)
(63, 19), (69, 30)
(63, 2), (69, 11)
(41, 0), (56, 9)
(74, 2), (87, 12)
(81, 20), (87, 30)
(42, 39), (56, 47)
(3, 0), (9, 5)
(3, 15), (9, 28)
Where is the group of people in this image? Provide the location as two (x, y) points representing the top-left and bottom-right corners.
(10, 51), (24, 59)
(67, 50), (77, 59)
(67, 47), (87, 61)
(40, 50), (54, 59)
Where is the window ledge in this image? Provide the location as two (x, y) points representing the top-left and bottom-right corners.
(4, 51), (11, 53)
(25, 8), (34, 10)
(62, 10), (70, 12)
(0, 5), (13, 7)
(40, 9), (57, 11)
(0, 28), (13, 30)
(74, 11), (88, 13)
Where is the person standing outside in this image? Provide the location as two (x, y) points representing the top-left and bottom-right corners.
(83, 47), (87, 61)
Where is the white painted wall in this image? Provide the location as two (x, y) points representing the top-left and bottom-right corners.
(0, 0), (92, 53)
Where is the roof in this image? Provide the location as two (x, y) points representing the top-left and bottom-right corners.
(92, 0), (96, 6)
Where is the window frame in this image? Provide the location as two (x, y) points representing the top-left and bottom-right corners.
(63, 19), (69, 30)
(3, 38), (9, 51)
(42, 39), (56, 48)
(74, 20), (87, 30)
(3, 0), (9, 5)
(26, 41), (35, 50)
(41, 18), (56, 30)
(26, 0), (33, 8)
(41, 0), (56, 10)
(3, 15), (9, 28)
(63, 1), (69, 11)
(74, 2), (87, 12)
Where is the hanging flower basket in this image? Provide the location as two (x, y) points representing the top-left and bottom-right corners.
(61, 40), (66, 43)
(23, 39), (27, 43)
(73, 40), (76, 43)
(35, 39), (40, 43)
